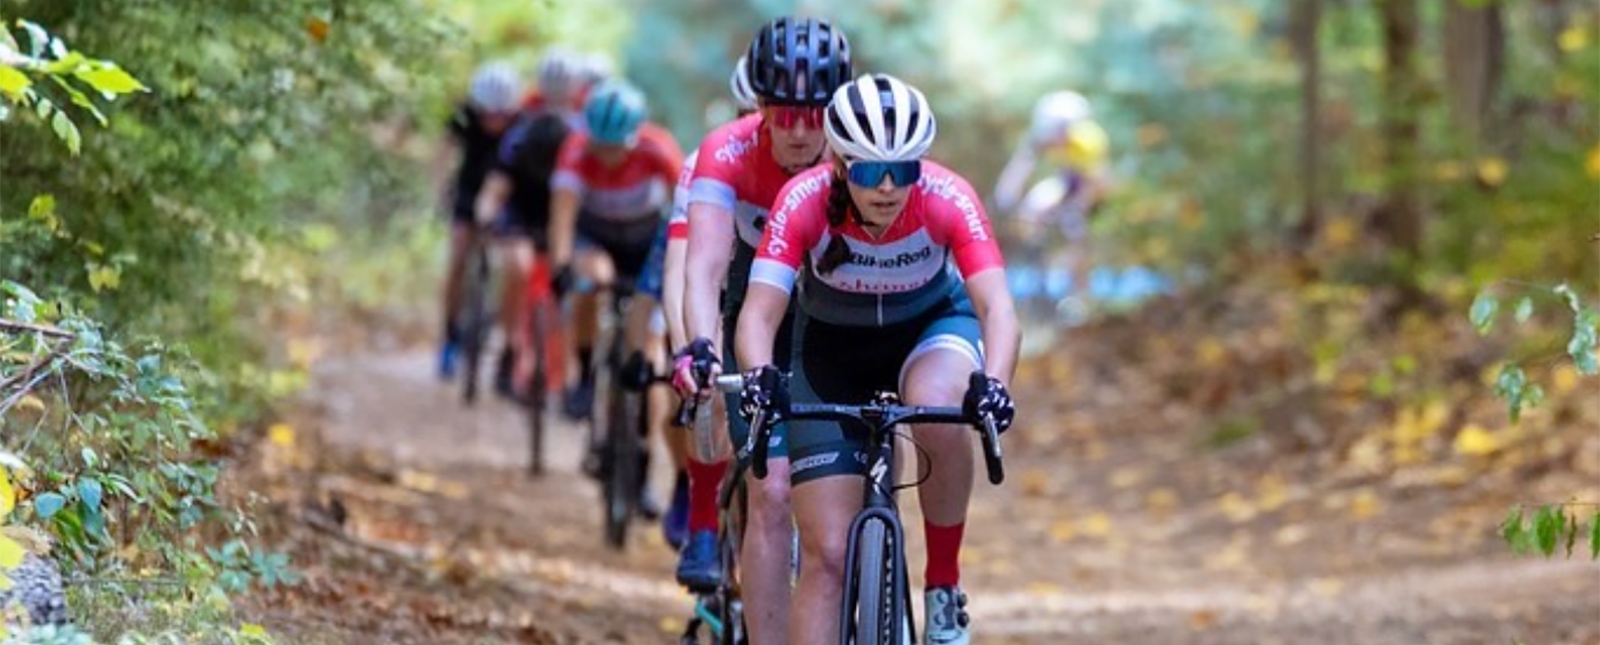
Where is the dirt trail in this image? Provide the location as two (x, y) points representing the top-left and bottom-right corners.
(251, 343), (1600, 645)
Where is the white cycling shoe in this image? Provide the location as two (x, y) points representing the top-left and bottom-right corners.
(923, 586), (970, 645)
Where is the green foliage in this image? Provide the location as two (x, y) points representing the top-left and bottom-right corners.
(1472, 282), (1598, 423)
(1500, 504), (1600, 560)
(2, 281), (292, 629)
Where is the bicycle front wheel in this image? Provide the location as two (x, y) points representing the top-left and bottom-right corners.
(849, 517), (904, 645)
(602, 379), (640, 549)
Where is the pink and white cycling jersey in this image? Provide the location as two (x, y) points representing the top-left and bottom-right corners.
(551, 123), (684, 224)
(750, 161), (1005, 327)
(688, 113), (805, 250)
(667, 146), (699, 240)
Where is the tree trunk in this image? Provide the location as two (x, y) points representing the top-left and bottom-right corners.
(1378, 0), (1424, 260)
(1442, 0), (1505, 145)
(1291, 0), (1324, 246)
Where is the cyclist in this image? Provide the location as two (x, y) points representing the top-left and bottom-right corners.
(673, 16), (852, 644)
(434, 61), (524, 378)
(471, 49), (591, 396)
(547, 79), (685, 515)
(656, 54), (763, 551)
(992, 89), (1110, 315)
(734, 74), (1019, 645)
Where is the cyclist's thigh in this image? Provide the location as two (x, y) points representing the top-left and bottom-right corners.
(787, 315), (919, 486)
(899, 302), (983, 384)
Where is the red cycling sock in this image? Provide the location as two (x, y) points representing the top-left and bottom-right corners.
(687, 458), (729, 533)
(924, 521), (966, 588)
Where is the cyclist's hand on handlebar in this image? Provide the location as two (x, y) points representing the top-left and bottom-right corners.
(738, 365), (787, 425)
(963, 371), (1015, 433)
(551, 265), (575, 299)
(671, 337), (720, 400)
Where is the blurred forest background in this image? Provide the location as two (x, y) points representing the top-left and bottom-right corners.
(1, 0), (1596, 642)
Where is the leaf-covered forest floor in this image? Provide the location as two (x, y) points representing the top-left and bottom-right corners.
(222, 264), (1600, 645)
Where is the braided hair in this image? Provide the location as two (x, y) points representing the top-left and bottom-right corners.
(815, 169), (856, 276)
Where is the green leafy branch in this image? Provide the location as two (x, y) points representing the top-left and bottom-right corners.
(1500, 503), (1600, 560)
(0, 18), (148, 154)
(1470, 281), (1598, 422)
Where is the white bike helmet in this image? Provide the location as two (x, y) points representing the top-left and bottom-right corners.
(538, 47), (584, 98)
(729, 54), (758, 112)
(824, 73), (937, 162)
(1028, 90), (1092, 144)
(468, 61), (523, 114)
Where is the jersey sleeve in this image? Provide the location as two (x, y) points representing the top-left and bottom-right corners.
(687, 124), (740, 214)
(549, 134), (589, 195)
(447, 105), (472, 142)
(493, 117), (528, 171)
(748, 172), (827, 295)
(644, 125), (686, 187)
(668, 149), (699, 240)
(927, 171), (1005, 278)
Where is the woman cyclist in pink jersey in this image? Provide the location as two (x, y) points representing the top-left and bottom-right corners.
(673, 17), (853, 644)
(735, 74), (1019, 645)
(547, 79), (685, 514)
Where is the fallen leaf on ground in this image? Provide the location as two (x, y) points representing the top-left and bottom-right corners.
(1219, 492), (1258, 523)
(1348, 489), (1381, 521)
(1049, 520), (1076, 543)
(269, 423), (296, 448)
(1146, 488), (1180, 515)
(1081, 512), (1113, 538)
(1453, 424), (1500, 456)
(1189, 609), (1219, 630)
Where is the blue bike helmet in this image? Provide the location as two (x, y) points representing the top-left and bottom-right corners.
(584, 79), (647, 145)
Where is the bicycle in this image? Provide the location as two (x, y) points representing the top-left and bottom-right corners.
(456, 233), (497, 405)
(519, 256), (565, 476)
(675, 397), (749, 645)
(577, 279), (665, 549)
(714, 372), (1006, 645)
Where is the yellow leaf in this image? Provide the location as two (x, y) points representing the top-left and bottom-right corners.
(1048, 520), (1076, 542)
(1218, 492), (1257, 523)
(1322, 216), (1358, 248)
(268, 423), (296, 448)
(15, 395), (44, 415)
(1019, 470), (1050, 497)
(1256, 473), (1289, 512)
(286, 338), (323, 369)
(658, 617), (683, 634)
(1348, 489), (1381, 521)
(1433, 161), (1463, 182)
(0, 468), (13, 518)
(1475, 157), (1507, 188)
(1145, 488), (1179, 515)
(0, 65), (30, 100)
(1081, 512), (1113, 538)
(1274, 524), (1310, 546)
(1553, 364), (1581, 395)
(239, 623), (268, 637)
(1586, 144), (1600, 181)
(1025, 581), (1065, 596)
(86, 264), (121, 292)
(1558, 25), (1590, 52)
(1196, 338), (1227, 367)
(305, 17), (331, 44)
(1109, 467), (1146, 490)
(1452, 424), (1499, 457)
(1311, 577), (1345, 597)
(0, 535), (24, 570)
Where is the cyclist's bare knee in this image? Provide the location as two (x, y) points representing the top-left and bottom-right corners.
(901, 348), (975, 407)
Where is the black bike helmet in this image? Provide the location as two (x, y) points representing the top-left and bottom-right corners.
(745, 17), (852, 107)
